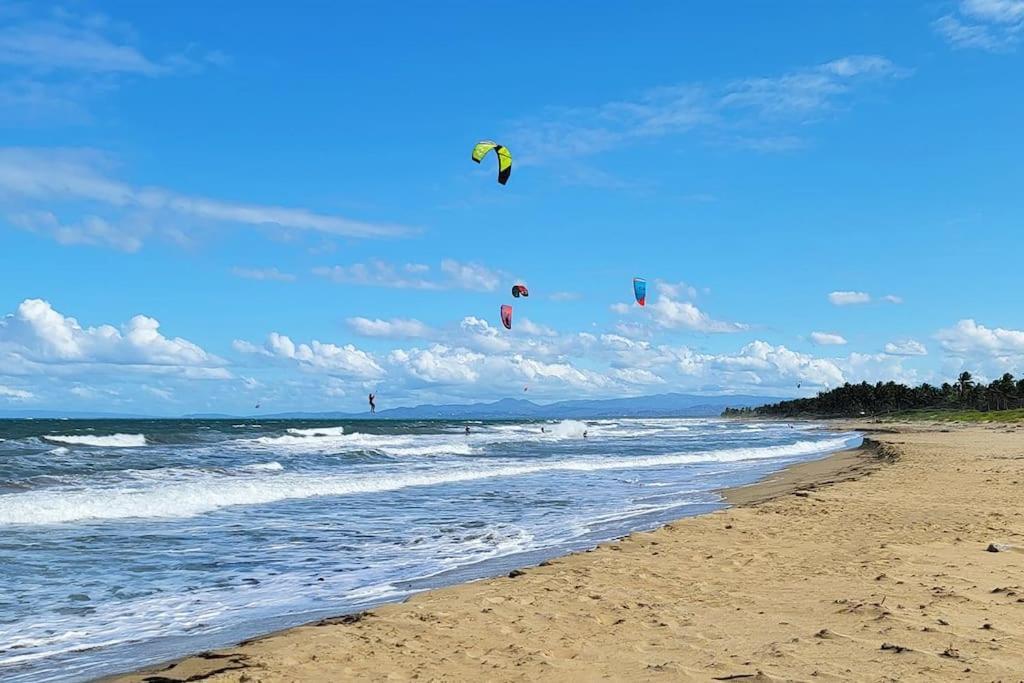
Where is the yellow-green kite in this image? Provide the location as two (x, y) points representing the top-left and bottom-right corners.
(471, 140), (512, 185)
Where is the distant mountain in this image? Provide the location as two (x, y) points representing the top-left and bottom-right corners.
(243, 393), (784, 420)
(0, 410), (156, 419)
(2, 393), (784, 421)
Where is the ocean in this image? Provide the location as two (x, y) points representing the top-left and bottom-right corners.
(0, 418), (860, 681)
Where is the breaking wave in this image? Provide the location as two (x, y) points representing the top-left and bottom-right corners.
(43, 434), (147, 448)
(0, 435), (859, 525)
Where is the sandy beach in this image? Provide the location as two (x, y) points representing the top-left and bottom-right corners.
(113, 422), (1024, 682)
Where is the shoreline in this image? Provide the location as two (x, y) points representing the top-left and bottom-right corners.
(109, 432), (881, 682)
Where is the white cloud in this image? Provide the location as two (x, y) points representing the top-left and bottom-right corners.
(9, 211), (143, 252)
(439, 259), (501, 292)
(0, 11), (172, 76)
(828, 290), (871, 305)
(0, 8), (224, 123)
(143, 385), (173, 400)
(884, 339), (928, 356)
(936, 319), (1024, 356)
(648, 296), (747, 333)
(388, 345), (482, 384)
(458, 316), (512, 353)
(934, 1), (1024, 51)
(722, 56), (907, 117)
(388, 343), (609, 391)
(810, 331), (848, 346)
(511, 55), (906, 167)
(655, 281), (698, 300)
(881, 294), (903, 304)
(237, 332), (383, 379)
(231, 267), (296, 282)
(0, 384), (34, 401)
(0, 299), (227, 380)
(313, 261), (438, 289)
(611, 368), (667, 385)
(346, 317), (431, 338)
(0, 148), (410, 250)
(517, 318), (558, 337)
(314, 259), (502, 292)
(710, 340), (846, 388)
(609, 302), (632, 315)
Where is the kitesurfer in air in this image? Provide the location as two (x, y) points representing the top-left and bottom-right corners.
(368, 393), (376, 414)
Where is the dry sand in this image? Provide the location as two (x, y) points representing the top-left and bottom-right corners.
(113, 422), (1024, 682)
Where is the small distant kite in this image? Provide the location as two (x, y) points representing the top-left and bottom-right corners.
(633, 277), (647, 307)
(500, 304), (513, 330)
(512, 284), (529, 298)
(471, 140), (512, 185)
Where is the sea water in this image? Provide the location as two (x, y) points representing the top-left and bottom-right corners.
(0, 418), (860, 681)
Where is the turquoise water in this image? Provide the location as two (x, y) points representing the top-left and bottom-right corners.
(0, 418), (860, 681)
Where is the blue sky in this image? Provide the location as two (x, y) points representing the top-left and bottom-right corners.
(1, 0), (1022, 414)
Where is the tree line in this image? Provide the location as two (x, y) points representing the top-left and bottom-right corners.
(723, 372), (1024, 418)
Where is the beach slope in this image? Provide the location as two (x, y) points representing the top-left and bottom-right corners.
(115, 423), (1024, 681)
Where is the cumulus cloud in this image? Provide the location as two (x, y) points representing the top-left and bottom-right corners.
(314, 259), (502, 291)
(828, 291), (872, 306)
(810, 331), (848, 346)
(709, 340), (846, 388)
(236, 332), (383, 379)
(388, 343), (609, 391)
(231, 267), (296, 282)
(0, 299), (228, 380)
(648, 296), (747, 333)
(936, 319), (1024, 357)
(346, 317), (431, 338)
(884, 339), (928, 356)
(881, 294), (903, 304)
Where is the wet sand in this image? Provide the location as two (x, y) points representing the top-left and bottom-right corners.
(113, 422), (1024, 681)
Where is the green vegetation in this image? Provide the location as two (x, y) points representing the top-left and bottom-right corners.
(886, 408), (1024, 423)
(723, 372), (1024, 420)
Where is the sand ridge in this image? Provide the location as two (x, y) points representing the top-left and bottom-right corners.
(113, 422), (1024, 682)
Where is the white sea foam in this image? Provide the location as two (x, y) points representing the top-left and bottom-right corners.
(244, 462), (284, 472)
(43, 434), (147, 448)
(252, 430), (473, 457)
(286, 426), (346, 437)
(0, 435), (859, 525)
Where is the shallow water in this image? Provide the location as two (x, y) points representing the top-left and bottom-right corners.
(0, 418), (860, 682)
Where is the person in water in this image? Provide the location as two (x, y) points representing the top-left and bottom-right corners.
(368, 393), (376, 414)
(583, 430), (588, 438)
(541, 426), (545, 433)
(465, 426), (471, 435)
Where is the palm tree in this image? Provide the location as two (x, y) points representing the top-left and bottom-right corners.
(956, 372), (974, 401)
